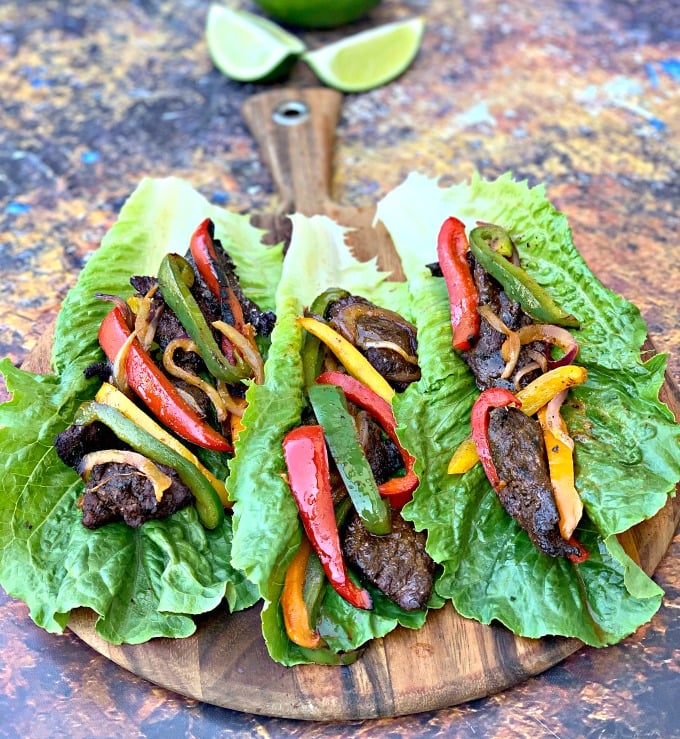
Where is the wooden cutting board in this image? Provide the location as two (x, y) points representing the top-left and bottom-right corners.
(22, 89), (680, 721)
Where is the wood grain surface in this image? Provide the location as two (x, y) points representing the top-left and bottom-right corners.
(21, 89), (680, 722)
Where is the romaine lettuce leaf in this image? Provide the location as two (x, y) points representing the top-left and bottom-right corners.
(0, 177), (274, 642)
(377, 172), (679, 646)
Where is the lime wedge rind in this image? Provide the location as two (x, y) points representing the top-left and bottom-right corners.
(206, 4), (306, 83)
(302, 17), (425, 93)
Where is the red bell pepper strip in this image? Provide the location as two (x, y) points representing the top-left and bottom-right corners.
(189, 218), (248, 361)
(283, 425), (373, 611)
(470, 387), (521, 491)
(437, 216), (480, 351)
(315, 371), (418, 508)
(98, 305), (233, 453)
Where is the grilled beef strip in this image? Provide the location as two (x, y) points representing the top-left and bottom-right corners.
(55, 420), (194, 529)
(462, 253), (547, 392)
(327, 294), (421, 389)
(343, 509), (435, 611)
(487, 406), (581, 559)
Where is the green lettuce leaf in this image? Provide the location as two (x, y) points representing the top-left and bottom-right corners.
(377, 172), (679, 646)
(0, 177), (275, 642)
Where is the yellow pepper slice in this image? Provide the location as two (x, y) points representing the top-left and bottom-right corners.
(447, 365), (588, 474)
(281, 537), (322, 649)
(297, 316), (395, 404)
(95, 382), (230, 507)
(537, 405), (583, 540)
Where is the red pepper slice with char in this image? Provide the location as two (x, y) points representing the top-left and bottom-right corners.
(470, 387), (521, 491)
(283, 425), (372, 611)
(437, 216), (480, 351)
(98, 305), (233, 453)
(315, 370), (418, 508)
(189, 218), (248, 362)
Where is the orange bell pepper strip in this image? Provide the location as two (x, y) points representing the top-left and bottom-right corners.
(281, 537), (323, 649)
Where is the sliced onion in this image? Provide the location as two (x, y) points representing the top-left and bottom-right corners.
(95, 293), (134, 328)
(78, 449), (172, 503)
(478, 305), (521, 379)
(527, 348), (549, 373)
(110, 328), (139, 393)
(516, 324), (578, 368)
(362, 339), (419, 365)
(213, 320), (265, 385)
(134, 284), (161, 350)
(513, 361), (541, 389)
(163, 338), (229, 422)
(216, 380), (248, 418)
(544, 389), (574, 450)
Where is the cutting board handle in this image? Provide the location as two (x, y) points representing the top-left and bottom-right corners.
(242, 88), (343, 216)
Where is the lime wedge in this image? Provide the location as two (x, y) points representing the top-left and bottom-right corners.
(303, 17), (425, 93)
(206, 4), (306, 83)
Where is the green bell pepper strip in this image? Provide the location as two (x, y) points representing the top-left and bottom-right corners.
(75, 401), (225, 529)
(469, 225), (580, 328)
(308, 383), (392, 535)
(302, 288), (350, 389)
(157, 253), (250, 384)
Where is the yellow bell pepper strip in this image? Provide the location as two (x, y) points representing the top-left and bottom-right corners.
(316, 370), (418, 508)
(95, 382), (230, 508)
(437, 216), (480, 351)
(470, 388), (522, 491)
(282, 424), (373, 611)
(469, 225), (580, 328)
(157, 253), (251, 385)
(297, 315), (395, 404)
(75, 401), (225, 529)
(281, 536), (323, 649)
(301, 288), (351, 389)
(448, 364), (588, 474)
(537, 401), (583, 541)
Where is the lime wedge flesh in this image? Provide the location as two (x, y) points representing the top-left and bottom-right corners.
(206, 4), (306, 83)
(303, 17), (425, 93)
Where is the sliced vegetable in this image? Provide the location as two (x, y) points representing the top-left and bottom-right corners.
(282, 425), (372, 611)
(302, 288), (351, 389)
(315, 370), (418, 508)
(75, 402), (225, 529)
(436, 216), (480, 350)
(470, 388), (521, 491)
(448, 365), (588, 474)
(537, 399), (583, 540)
(281, 536), (323, 649)
(95, 382), (230, 507)
(513, 323), (579, 369)
(308, 383), (391, 535)
(98, 305), (233, 453)
(469, 225), (580, 328)
(297, 316), (395, 404)
(157, 253), (250, 384)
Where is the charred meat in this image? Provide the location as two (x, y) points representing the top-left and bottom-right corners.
(343, 509), (435, 611)
(327, 294), (421, 389)
(487, 406), (581, 559)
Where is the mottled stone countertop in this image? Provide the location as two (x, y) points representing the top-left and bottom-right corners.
(1, 0), (678, 736)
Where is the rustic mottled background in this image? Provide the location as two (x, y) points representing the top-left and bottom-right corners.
(1, 0), (678, 736)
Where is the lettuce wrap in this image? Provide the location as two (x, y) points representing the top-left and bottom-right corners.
(228, 172), (679, 664)
(0, 177), (280, 643)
